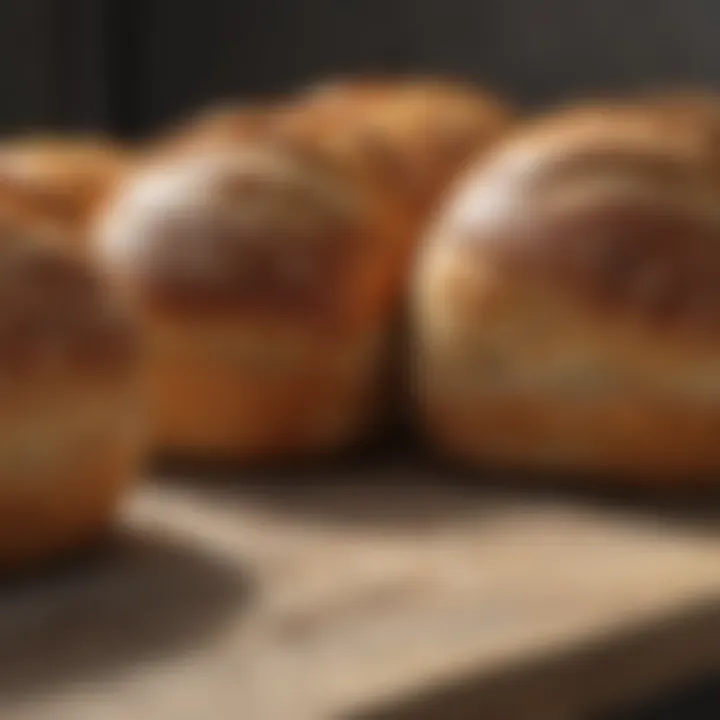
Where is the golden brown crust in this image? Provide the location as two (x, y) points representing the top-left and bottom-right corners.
(0, 466), (118, 567)
(633, 91), (720, 178)
(0, 416), (141, 568)
(0, 135), (130, 249)
(435, 106), (720, 333)
(413, 103), (720, 480)
(146, 319), (383, 459)
(275, 76), (513, 223)
(95, 138), (405, 459)
(0, 219), (143, 568)
(0, 220), (139, 380)
(96, 144), (373, 323)
(424, 395), (720, 481)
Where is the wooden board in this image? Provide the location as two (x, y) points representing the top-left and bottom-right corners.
(3, 461), (720, 719)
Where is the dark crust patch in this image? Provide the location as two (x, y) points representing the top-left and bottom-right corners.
(136, 220), (361, 327)
(491, 200), (720, 330)
(0, 238), (138, 379)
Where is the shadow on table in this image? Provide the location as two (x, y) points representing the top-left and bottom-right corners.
(153, 445), (720, 539)
(0, 525), (251, 709)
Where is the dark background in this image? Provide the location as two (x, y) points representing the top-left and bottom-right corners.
(2, 1), (720, 716)
(3, 0), (720, 138)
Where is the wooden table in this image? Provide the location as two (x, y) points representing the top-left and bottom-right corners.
(3, 460), (720, 719)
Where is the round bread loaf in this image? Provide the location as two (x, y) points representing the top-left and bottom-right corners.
(0, 213), (143, 567)
(277, 77), (513, 230)
(413, 104), (720, 480)
(94, 141), (401, 460)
